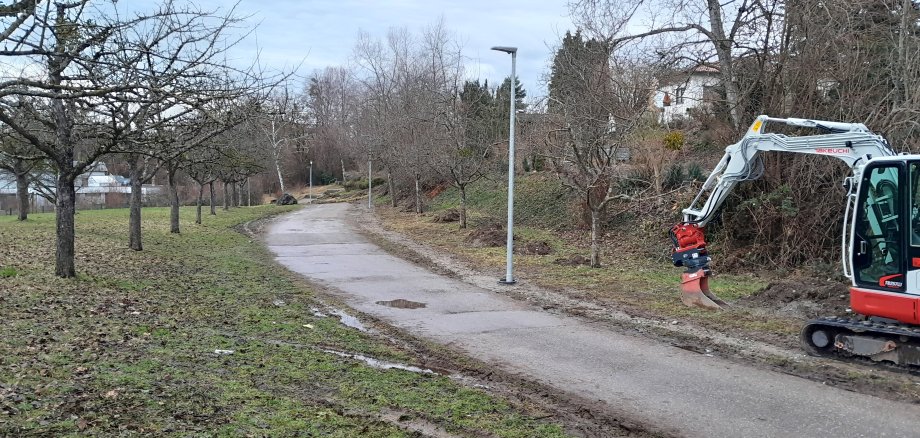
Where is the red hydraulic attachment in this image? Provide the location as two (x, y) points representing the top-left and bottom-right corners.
(670, 223), (727, 310)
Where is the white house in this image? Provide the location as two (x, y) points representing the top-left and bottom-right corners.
(656, 65), (722, 124)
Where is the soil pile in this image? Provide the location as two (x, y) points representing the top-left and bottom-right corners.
(740, 276), (850, 317)
(554, 254), (590, 266)
(465, 223), (508, 248)
(432, 208), (460, 223)
(517, 241), (553, 255)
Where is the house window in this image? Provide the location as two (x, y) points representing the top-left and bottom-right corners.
(675, 87), (685, 104)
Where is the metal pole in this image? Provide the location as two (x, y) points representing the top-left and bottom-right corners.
(247, 177), (251, 207)
(368, 158), (373, 209)
(501, 52), (517, 284)
(490, 46), (518, 284)
(309, 161), (313, 201)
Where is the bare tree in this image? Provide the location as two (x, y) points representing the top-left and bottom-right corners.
(0, 1), (270, 275)
(0, 119), (45, 221)
(569, 0), (784, 129)
(94, 2), (262, 248)
(305, 67), (358, 185)
(0, 1), (155, 276)
(546, 32), (659, 267)
(422, 24), (502, 228)
(258, 85), (310, 194)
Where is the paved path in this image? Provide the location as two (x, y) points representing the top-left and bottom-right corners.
(265, 204), (920, 438)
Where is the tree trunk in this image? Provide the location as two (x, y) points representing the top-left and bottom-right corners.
(589, 208), (602, 268)
(388, 171), (397, 207)
(223, 181), (230, 210)
(196, 183), (204, 224)
(231, 182), (239, 208)
(168, 166), (180, 234)
(341, 159), (346, 184)
(274, 142), (286, 194)
(55, 174), (77, 278)
(237, 181), (245, 207)
(414, 174), (422, 214)
(14, 160), (28, 221)
(706, 0), (742, 129)
(128, 170), (144, 251)
(209, 181), (216, 215)
(459, 184), (467, 229)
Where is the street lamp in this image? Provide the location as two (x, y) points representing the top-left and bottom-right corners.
(492, 45), (517, 285)
(309, 160), (313, 201)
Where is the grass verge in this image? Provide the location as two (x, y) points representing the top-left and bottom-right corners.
(373, 174), (811, 347)
(0, 206), (566, 437)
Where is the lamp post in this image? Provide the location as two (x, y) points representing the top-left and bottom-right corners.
(309, 160), (313, 201)
(368, 157), (373, 209)
(492, 45), (517, 285)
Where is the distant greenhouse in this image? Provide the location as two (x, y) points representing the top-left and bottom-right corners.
(0, 162), (163, 212)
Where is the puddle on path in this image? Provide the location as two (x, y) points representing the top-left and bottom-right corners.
(376, 299), (427, 309)
(323, 349), (438, 375)
(329, 309), (368, 332)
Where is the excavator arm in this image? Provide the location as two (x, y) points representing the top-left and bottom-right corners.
(672, 115), (895, 309)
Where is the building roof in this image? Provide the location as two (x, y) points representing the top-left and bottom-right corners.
(657, 63), (721, 86)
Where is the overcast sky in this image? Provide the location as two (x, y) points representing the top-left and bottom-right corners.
(137, 0), (576, 100)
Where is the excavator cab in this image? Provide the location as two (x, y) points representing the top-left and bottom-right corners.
(847, 159), (920, 326)
(851, 162), (904, 290)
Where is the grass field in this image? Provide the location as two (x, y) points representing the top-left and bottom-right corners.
(0, 206), (566, 437)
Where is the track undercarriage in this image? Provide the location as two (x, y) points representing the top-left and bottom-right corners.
(802, 316), (920, 368)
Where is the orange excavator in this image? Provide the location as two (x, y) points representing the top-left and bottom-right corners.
(672, 115), (920, 367)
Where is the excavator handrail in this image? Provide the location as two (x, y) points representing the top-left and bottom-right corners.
(841, 177), (857, 279)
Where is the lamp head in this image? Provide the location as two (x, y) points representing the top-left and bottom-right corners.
(490, 46), (517, 54)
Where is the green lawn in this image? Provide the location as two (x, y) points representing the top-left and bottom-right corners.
(0, 207), (566, 437)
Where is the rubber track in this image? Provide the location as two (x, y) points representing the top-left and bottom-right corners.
(802, 316), (920, 374)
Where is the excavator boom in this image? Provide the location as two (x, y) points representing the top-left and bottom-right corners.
(672, 115), (894, 309)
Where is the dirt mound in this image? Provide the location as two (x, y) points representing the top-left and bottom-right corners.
(432, 209), (460, 223)
(740, 277), (850, 317)
(517, 240), (553, 255)
(553, 254), (590, 266)
(465, 223), (510, 248)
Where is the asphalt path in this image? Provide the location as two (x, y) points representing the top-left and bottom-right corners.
(265, 203), (920, 438)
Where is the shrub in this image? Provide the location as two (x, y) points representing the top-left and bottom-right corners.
(663, 131), (685, 151)
(343, 177), (387, 191)
(686, 163), (706, 182)
(663, 164), (685, 190)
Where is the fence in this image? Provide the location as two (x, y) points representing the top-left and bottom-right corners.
(2, 199), (242, 216)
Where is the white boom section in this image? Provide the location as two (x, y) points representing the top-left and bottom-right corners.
(682, 115), (896, 226)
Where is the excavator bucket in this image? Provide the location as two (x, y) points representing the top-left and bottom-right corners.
(680, 271), (727, 310)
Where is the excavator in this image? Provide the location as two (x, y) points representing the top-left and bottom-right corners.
(671, 115), (920, 367)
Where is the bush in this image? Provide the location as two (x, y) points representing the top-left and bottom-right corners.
(343, 177), (387, 191)
(686, 163), (706, 182)
(663, 131), (685, 151)
(663, 164), (685, 190)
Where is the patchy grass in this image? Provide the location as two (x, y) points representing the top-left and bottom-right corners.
(0, 207), (566, 437)
(378, 174), (811, 347)
(429, 173), (576, 230)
